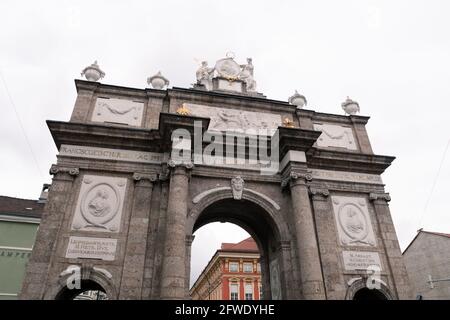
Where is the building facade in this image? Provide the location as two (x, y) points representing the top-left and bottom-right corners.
(403, 230), (450, 299)
(0, 196), (43, 299)
(20, 55), (411, 300)
(190, 237), (261, 300)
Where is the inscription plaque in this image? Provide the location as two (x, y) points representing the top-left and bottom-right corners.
(66, 236), (117, 261)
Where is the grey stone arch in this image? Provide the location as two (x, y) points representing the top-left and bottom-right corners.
(186, 187), (294, 300)
(345, 277), (394, 300)
(45, 265), (118, 300)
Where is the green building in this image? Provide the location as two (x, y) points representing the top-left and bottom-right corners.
(0, 194), (44, 299)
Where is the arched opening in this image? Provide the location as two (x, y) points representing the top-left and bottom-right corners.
(189, 222), (261, 300)
(353, 288), (388, 300)
(55, 280), (109, 300)
(188, 196), (286, 300)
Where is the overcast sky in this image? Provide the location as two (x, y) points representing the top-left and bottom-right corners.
(1, 0), (449, 285)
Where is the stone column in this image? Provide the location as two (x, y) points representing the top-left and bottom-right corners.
(370, 193), (412, 299)
(119, 173), (157, 299)
(20, 165), (79, 299)
(185, 235), (195, 298)
(285, 172), (326, 299)
(159, 161), (192, 299)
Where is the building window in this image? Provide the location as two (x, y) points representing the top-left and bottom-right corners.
(245, 283), (253, 300)
(229, 262), (238, 272)
(243, 262), (253, 273)
(230, 283), (239, 300)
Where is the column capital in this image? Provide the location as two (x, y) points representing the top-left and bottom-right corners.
(281, 171), (313, 188)
(309, 187), (330, 200)
(168, 160), (194, 170)
(369, 192), (391, 203)
(49, 164), (79, 180)
(133, 173), (158, 187)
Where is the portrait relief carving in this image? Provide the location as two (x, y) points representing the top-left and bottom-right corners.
(332, 196), (376, 246)
(71, 175), (127, 232)
(92, 97), (144, 126)
(313, 123), (357, 150)
(231, 176), (244, 200)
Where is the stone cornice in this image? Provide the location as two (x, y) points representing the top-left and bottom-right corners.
(47, 120), (161, 153)
(278, 127), (322, 159)
(296, 109), (370, 125)
(168, 87), (296, 113)
(307, 149), (395, 174)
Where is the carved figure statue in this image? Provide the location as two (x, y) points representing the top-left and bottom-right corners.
(196, 61), (215, 90)
(239, 58), (257, 92)
(88, 189), (111, 217)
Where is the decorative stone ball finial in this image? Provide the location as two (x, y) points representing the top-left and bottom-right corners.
(288, 90), (307, 109)
(147, 71), (170, 89)
(341, 96), (360, 115)
(81, 61), (105, 82)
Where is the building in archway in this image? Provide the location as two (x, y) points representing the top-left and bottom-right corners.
(190, 237), (261, 300)
(20, 55), (411, 300)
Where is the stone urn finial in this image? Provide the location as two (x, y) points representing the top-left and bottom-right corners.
(288, 90), (307, 109)
(147, 71), (169, 89)
(341, 96), (360, 115)
(81, 61), (105, 82)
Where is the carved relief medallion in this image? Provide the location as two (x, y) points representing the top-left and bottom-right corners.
(332, 196), (376, 246)
(71, 175), (127, 232)
(214, 57), (241, 79)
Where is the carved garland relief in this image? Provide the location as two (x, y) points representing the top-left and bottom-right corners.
(313, 123), (357, 150)
(331, 196), (376, 247)
(92, 97), (144, 126)
(71, 175), (127, 232)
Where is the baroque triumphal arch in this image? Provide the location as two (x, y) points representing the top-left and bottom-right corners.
(20, 56), (411, 300)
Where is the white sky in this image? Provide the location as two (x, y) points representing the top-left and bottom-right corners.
(1, 0), (449, 283)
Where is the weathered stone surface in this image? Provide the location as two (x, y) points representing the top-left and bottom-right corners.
(20, 80), (410, 301)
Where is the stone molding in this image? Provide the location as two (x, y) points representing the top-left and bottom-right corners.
(369, 192), (391, 203)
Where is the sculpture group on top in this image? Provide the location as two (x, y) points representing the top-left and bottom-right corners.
(195, 53), (257, 92)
